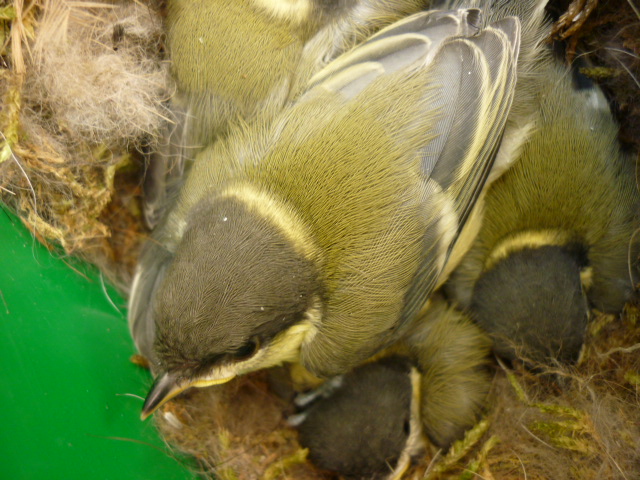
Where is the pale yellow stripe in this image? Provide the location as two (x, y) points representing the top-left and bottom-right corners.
(251, 0), (312, 24)
(220, 183), (321, 261)
(486, 229), (574, 270)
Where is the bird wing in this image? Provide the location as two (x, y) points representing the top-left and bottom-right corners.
(307, 8), (485, 98)
(127, 241), (174, 367)
(142, 99), (190, 229)
(294, 9), (521, 374)
(400, 15), (521, 325)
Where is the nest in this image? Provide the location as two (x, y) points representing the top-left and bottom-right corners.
(1, 0), (639, 479)
(0, 0), (169, 286)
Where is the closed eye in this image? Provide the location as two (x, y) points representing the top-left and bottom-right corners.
(202, 353), (225, 367)
(232, 338), (259, 360)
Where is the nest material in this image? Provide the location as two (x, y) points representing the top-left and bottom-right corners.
(1, 0), (639, 479)
(548, 0), (640, 153)
(0, 0), (169, 285)
(155, 371), (328, 480)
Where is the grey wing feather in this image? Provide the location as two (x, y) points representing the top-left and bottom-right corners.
(432, 17), (520, 223)
(142, 100), (192, 229)
(307, 8), (485, 99)
(400, 16), (520, 323)
(127, 242), (173, 367)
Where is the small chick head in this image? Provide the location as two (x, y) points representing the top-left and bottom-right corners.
(297, 357), (414, 478)
(471, 244), (589, 365)
(143, 195), (321, 418)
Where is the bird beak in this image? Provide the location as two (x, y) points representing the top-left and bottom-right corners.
(140, 371), (236, 420)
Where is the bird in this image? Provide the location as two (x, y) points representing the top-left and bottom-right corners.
(294, 356), (417, 479)
(401, 294), (492, 448)
(294, 5), (640, 468)
(143, 0), (431, 227)
(294, 296), (492, 476)
(128, 6), (522, 420)
(444, 57), (640, 365)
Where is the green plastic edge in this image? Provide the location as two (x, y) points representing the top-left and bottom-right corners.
(0, 207), (197, 480)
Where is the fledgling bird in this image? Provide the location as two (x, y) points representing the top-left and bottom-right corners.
(166, 0), (434, 142)
(425, 0), (554, 282)
(144, 0), (431, 226)
(129, 7), (522, 419)
(294, 298), (492, 476)
(445, 60), (640, 364)
(295, 356), (417, 479)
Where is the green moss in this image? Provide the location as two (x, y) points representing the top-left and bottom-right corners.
(505, 369), (529, 403)
(625, 371), (640, 386)
(459, 435), (499, 480)
(530, 404), (595, 454)
(263, 448), (309, 480)
(425, 419), (490, 480)
(579, 66), (621, 81)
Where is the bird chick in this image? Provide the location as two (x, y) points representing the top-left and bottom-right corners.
(295, 297), (492, 476)
(446, 60), (640, 365)
(144, 0), (430, 226)
(129, 7), (521, 419)
(295, 356), (417, 479)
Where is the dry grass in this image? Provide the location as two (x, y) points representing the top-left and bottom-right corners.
(155, 370), (326, 480)
(0, 0), (169, 286)
(416, 305), (640, 480)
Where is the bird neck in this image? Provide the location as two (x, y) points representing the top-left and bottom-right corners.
(217, 182), (324, 266)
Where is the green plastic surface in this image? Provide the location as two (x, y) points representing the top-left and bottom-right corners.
(0, 208), (196, 480)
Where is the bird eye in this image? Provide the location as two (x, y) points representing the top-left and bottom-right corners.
(233, 339), (259, 360)
(202, 353), (224, 368)
(403, 419), (411, 436)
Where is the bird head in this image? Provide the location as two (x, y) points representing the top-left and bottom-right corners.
(471, 242), (590, 365)
(140, 194), (322, 419)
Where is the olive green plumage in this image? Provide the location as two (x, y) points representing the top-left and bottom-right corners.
(166, 0), (432, 132)
(243, 71), (448, 374)
(446, 61), (640, 363)
(404, 297), (492, 448)
(294, 298), (491, 478)
(144, 0), (430, 226)
(130, 8), (521, 419)
(166, 0), (320, 142)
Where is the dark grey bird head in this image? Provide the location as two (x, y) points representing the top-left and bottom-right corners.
(138, 194), (322, 419)
(297, 357), (417, 479)
(471, 244), (590, 365)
